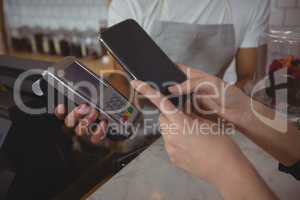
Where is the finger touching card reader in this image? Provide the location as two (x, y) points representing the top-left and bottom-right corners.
(32, 57), (141, 141)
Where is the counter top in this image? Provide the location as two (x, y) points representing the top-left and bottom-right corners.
(88, 133), (300, 200)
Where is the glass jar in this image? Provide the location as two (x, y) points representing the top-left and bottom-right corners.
(254, 27), (300, 118)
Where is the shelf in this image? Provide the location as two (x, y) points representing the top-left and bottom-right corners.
(10, 52), (115, 76)
(9, 52), (131, 97)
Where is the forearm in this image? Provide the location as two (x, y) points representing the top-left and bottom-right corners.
(238, 100), (300, 166)
(214, 152), (277, 200)
(235, 48), (257, 92)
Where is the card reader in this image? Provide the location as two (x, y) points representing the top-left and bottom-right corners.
(32, 57), (141, 140)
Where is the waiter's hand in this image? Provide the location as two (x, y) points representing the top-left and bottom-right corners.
(170, 65), (251, 127)
(55, 104), (108, 144)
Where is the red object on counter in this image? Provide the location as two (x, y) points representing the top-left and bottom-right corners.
(269, 56), (300, 79)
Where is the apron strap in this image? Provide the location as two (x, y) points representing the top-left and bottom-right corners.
(223, 0), (233, 24)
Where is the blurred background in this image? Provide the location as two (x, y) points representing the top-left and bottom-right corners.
(1, 0), (300, 82)
(0, 0), (112, 74)
(0, 0), (300, 199)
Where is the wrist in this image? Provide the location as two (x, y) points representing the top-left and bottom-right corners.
(206, 141), (252, 189)
(211, 152), (251, 190)
(212, 154), (275, 200)
(237, 99), (265, 134)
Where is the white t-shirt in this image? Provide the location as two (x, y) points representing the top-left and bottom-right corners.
(108, 0), (270, 80)
(109, 0), (270, 49)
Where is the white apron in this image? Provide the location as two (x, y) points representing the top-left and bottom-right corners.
(150, 0), (235, 75)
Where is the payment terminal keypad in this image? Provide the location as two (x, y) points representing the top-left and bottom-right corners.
(103, 90), (138, 125)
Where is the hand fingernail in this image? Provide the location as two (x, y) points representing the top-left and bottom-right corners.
(168, 86), (177, 93)
(77, 104), (90, 115)
(97, 131), (106, 141)
(78, 119), (90, 136)
(91, 131), (104, 144)
(88, 109), (98, 122)
(95, 130), (104, 138)
(130, 80), (141, 88)
(75, 126), (83, 136)
(56, 104), (65, 114)
(95, 121), (107, 139)
(102, 119), (108, 125)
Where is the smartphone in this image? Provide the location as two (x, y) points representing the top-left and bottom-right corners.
(100, 19), (187, 106)
(32, 57), (141, 140)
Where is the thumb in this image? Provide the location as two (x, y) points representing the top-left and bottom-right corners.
(177, 64), (206, 79)
(168, 78), (211, 95)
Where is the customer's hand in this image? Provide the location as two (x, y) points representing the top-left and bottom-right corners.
(132, 79), (244, 183)
(170, 65), (252, 128)
(55, 104), (107, 144)
(54, 55), (137, 144)
(131, 80), (277, 200)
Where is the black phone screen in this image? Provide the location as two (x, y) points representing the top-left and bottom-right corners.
(63, 61), (107, 102)
(101, 19), (187, 106)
